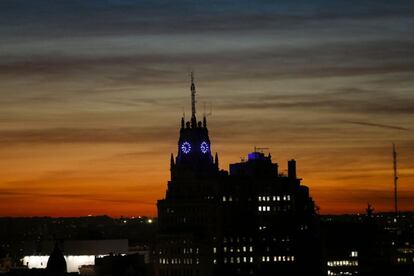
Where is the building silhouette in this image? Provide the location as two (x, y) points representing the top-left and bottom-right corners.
(153, 75), (323, 276)
(45, 242), (67, 276)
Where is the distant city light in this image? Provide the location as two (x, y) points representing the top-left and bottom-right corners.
(22, 255), (95, 273)
(148, 219), (153, 224)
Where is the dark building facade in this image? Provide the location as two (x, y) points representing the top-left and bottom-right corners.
(154, 74), (323, 276)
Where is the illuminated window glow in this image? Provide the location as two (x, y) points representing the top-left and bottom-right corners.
(22, 255), (96, 273)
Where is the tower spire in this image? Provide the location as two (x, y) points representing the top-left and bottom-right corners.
(190, 71), (196, 128)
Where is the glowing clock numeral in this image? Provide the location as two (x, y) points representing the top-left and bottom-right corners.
(181, 142), (191, 154)
(200, 141), (209, 154)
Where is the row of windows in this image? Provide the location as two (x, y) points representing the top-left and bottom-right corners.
(222, 236), (291, 243)
(159, 269), (200, 276)
(158, 248), (199, 255)
(396, 257), (414, 263)
(221, 246), (254, 253)
(183, 248), (199, 254)
(159, 258), (200, 265)
(261, 255), (295, 262)
(223, 256), (254, 264)
(223, 236), (253, 243)
(327, 260), (358, 267)
(222, 196), (234, 202)
(327, 270), (358, 276)
(258, 195), (291, 202)
(258, 205), (291, 212)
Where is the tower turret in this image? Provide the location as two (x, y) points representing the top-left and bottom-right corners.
(175, 73), (215, 171)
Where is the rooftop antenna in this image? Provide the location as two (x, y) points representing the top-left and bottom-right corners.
(190, 71), (196, 127)
(393, 143), (398, 216)
(203, 102), (213, 117)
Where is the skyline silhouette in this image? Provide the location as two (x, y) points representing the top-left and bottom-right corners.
(0, 0), (414, 217)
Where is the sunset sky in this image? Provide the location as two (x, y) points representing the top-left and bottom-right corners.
(0, 0), (413, 217)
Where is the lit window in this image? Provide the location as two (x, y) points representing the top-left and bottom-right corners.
(266, 196), (270, 201)
(258, 196), (262, 201)
(273, 196), (276, 201)
(258, 206), (262, 211)
(277, 196), (280, 201)
(223, 196), (226, 202)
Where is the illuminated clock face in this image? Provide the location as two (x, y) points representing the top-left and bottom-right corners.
(200, 141), (209, 154)
(181, 141), (191, 154)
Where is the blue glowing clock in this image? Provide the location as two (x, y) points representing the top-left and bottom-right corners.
(200, 141), (209, 154)
(181, 141), (191, 154)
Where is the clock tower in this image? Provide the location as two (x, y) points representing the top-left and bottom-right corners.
(173, 72), (218, 173)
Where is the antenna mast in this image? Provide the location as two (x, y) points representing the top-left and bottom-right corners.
(393, 143), (398, 216)
(190, 71), (196, 127)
